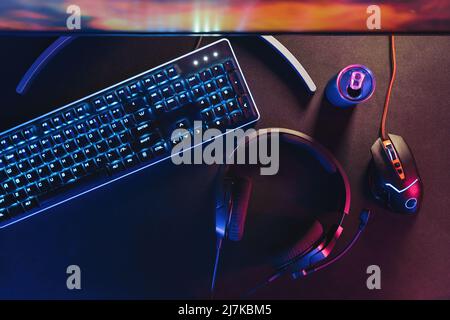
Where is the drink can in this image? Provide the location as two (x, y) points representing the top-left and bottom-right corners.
(326, 64), (375, 108)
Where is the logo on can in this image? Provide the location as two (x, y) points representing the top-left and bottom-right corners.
(326, 64), (376, 108)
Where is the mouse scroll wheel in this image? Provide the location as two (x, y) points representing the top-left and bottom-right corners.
(385, 144), (397, 161)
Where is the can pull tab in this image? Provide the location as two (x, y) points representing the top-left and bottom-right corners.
(347, 71), (366, 98)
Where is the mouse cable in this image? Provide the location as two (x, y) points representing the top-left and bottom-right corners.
(380, 34), (397, 141)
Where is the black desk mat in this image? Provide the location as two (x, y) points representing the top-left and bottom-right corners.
(0, 35), (449, 299)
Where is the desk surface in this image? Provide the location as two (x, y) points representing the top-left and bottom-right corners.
(0, 35), (449, 299)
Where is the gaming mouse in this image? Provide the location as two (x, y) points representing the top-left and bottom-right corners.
(369, 134), (422, 213)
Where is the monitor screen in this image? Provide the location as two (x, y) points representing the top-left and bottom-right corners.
(0, 0), (449, 33)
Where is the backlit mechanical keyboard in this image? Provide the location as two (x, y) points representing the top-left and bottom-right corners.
(0, 39), (259, 228)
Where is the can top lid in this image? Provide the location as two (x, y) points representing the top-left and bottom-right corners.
(337, 64), (376, 102)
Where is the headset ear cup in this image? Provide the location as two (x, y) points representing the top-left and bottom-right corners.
(277, 220), (324, 267)
(228, 177), (253, 241)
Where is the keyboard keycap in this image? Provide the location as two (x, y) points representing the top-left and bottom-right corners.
(142, 76), (156, 90)
(17, 147), (31, 159)
(200, 70), (213, 81)
(84, 146), (98, 159)
(108, 161), (125, 175)
(25, 184), (40, 196)
(99, 112), (112, 124)
(124, 97), (147, 113)
(0, 169), (7, 181)
(161, 86), (174, 99)
(0, 137), (13, 151)
(153, 103), (165, 115)
(196, 98), (210, 109)
(167, 67), (178, 79)
(25, 170), (40, 182)
(75, 103), (92, 118)
(63, 127), (77, 139)
(41, 150), (55, 163)
(148, 91), (163, 105)
(216, 76), (227, 89)
(107, 136), (121, 148)
(229, 72), (245, 94)
(224, 60), (236, 72)
(23, 127), (38, 140)
(72, 151), (86, 163)
(134, 109), (152, 124)
(213, 105), (226, 117)
(138, 149), (153, 162)
(61, 156), (74, 168)
(132, 135), (157, 151)
(205, 82), (216, 93)
(166, 98), (178, 110)
(64, 140), (78, 152)
(116, 87), (131, 100)
(221, 88), (234, 100)
(13, 188), (28, 201)
(11, 134), (24, 147)
(238, 95), (255, 118)
(29, 155), (43, 168)
(230, 111), (243, 125)
(48, 174), (62, 188)
(106, 150), (120, 162)
(37, 166), (51, 178)
(92, 97), (107, 111)
(211, 65), (225, 76)
(13, 175), (28, 188)
(0, 194), (14, 208)
(61, 169), (75, 183)
(154, 71), (168, 84)
(201, 109), (214, 122)
(0, 209), (7, 221)
(63, 109), (76, 122)
(49, 161), (63, 173)
(187, 75), (200, 87)
(37, 179), (51, 194)
(83, 160), (97, 173)
(105, 93), (118, 105)
(22, 198), (39, 211)
(173, 81), (184, 93)
(4, 152), (19, 165)
(99, 126), (113, 139)
(5, 165), (19, 177)
(131, 122), (154, 137)
(71, 165), (85, 178)
(124, 155), (139, 168)
(52, 133), (65, 144)
(178, 93), (190, 105)
(192, 86), (205, 100)
(94, 141), (108, 154)
(8, 204), (24, 216)
(39, 121), (53, 134)
(111, 121), (125, 134)
(123, 115), (136, 128)
(152, 143), (167, 157)
(1, 180), (15, 194)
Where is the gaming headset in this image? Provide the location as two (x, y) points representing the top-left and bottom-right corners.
(212, 128), (370, 296)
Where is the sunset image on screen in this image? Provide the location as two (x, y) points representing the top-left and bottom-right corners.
(0, 0), (449, 32)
